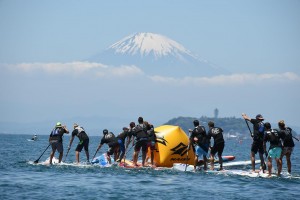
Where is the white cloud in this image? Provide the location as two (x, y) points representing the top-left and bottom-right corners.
(2, 62), (299, 85)
(3, 62), (143, 77)
(149, 72), (300, 86)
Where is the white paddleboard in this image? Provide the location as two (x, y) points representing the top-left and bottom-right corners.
(222, 160), (261, 167)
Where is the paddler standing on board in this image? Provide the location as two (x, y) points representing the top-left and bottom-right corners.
(132, 117), (149, 167)
(263, 122), (283, 177)
(145, 121), (156, 167)
(49, 122), (69, 165)
(188, 120), (209, 171)
(207, 121), (225, 171)
(278, 120), (296, 174)
(242, 113), (266, 172)
(68, 123), (90, 164)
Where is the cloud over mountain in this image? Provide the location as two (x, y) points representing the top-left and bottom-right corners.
(88, 32), (228, 77)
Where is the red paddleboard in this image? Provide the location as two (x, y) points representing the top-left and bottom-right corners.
(118, 160), (144, 168)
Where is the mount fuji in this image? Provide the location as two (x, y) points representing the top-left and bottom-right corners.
(88, 32), (228, 77)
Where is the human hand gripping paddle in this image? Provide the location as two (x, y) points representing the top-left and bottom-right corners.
(34, 143), (51, 163)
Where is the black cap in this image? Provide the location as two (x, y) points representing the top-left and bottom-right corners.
(256, 114), (264, 120)
(103, 129), (108, 134)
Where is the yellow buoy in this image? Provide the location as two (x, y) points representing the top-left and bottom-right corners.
(148, 125), (195, 167)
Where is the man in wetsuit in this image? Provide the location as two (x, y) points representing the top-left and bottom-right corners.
(278, 120), (296, 174)
(207, 121), (225, 170)
(132, 117), (149, 167)
(115, 127), (130, 162)
(145, 121), (156, 167)
(188, 120), (209, 171)
(68, 123), (90, 164)
(49, 122), (69, 164)
(263, 122), (283, 177)
(95, 129), (119, 164)
(242, 113), (266, 172)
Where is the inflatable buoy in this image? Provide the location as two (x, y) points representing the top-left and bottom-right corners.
(148, 125), (195, 167)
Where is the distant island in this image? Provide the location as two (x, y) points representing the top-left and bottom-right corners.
(164, 116), (298, 139)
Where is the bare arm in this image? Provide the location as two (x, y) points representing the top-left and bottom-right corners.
(241, 113), (251, 121)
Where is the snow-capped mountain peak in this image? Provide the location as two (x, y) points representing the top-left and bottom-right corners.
(88, 32), (228, 77)
(109, 32), (195, 60)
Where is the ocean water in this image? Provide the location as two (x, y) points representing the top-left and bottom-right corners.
(0, 134), (299, 200)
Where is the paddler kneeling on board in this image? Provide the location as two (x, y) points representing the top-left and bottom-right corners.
(94, 129), (119, 164)
(188, 120), (209, 171)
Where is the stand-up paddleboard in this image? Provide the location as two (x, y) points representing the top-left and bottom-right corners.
(173, 155), (235, 172)
(28, 157), (60, 165)
(92, 153), (115, 167)
(222, 160), (261, 167)
(29, 157), (92, 167)
(173, 163), (293, 178)
(118, 160), (144, 168)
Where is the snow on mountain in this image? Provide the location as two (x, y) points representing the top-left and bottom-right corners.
(88, 32), (228, 77)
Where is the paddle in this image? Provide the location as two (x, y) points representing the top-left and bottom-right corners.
(64, 147), (71, 162)
(123, 141), (134, 166)
(92, 149), (99, 160)
(292, 135), (299, 142)
(184, 131), (191, 171)
(34, 143), (51, 164)
(244, 119), (267, 171)
(244, 119), (253, 138)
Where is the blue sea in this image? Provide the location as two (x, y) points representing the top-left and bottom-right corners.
(1, 134), (299, 200)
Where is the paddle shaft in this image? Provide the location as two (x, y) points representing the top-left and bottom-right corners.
(185, 132), (191, 171)
(64, 147), (71, 162)
(124, 140), (133, 163)
(292, 135), (299, 141)
(34, 143), (51, 163)
(244, 120), (253, 137)
(92, 149), (99, 160)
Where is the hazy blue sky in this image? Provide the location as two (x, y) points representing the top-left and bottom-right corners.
(0, 0), (299, 134)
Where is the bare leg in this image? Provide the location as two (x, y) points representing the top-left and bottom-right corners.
(210, 154), (215, 170)
(286, 153), (292, 173)
(107, 154), (111, 164)
(133, 151), (139, 165)
(150, 150), (154, 166)
(76, 151), (80, 163)
(194, 155), (199, 171)
(267, 157), (272, 177)
(142, 151), (147, 167)
(259, 152), (265, 171)
(276, 158), (282, 176)
(49, 151), (55, 165)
